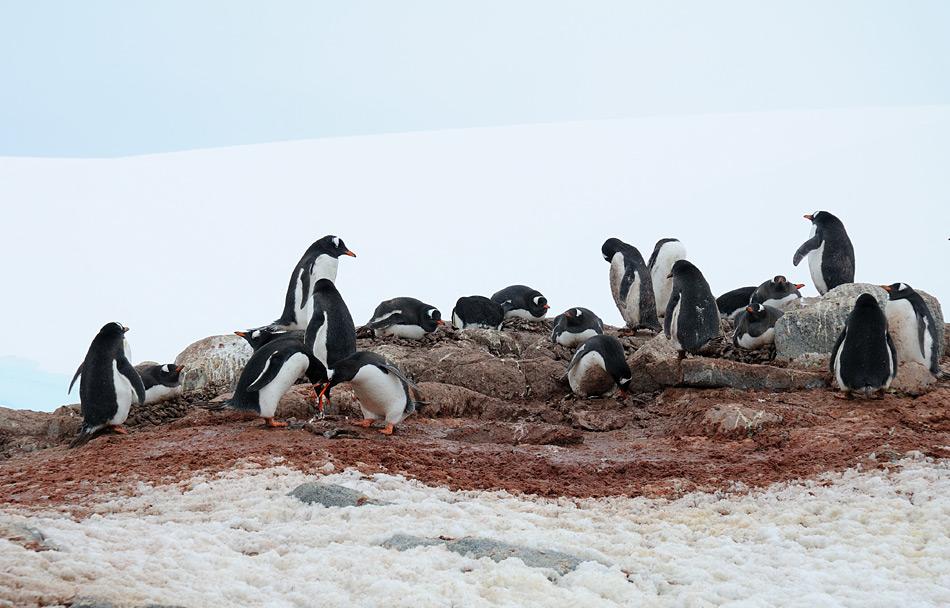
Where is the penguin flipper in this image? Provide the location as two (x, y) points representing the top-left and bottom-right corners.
(663, 290), (681, 338)
(566, 345), (586, 374)
(247, 349), (286, 392)
(793, 236), (821, 266)
(69, 424), (105, 448)
(829, 326), (846, 376)
(375, 362), (420, 391)
(886, 331), (898, 381)
(68, 363), (83, 394)
(367, 311), (410, 331)
(118, 357), (147, 405)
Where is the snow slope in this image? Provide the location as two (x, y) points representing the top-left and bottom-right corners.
(1, 106), (949, 409)
(1, 459), (948, 607)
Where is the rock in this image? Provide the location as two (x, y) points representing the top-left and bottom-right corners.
(273, 384), (319, 419)
(627, 334), (683, 391)
(288, 482), (376, 507)
(570, 409), (630, 432)
(0, 406), (82, 456)
(174, 335), (252, 392)
(520, 358), (567, 401)
(445, 421), (583, 445)
(775, 283), (944, 367)
(891, 361), (938, 396)
(381, 534), (587, 576)
(688, 403), (783, 439)
(458, 328), (523, 358)
(680, 358), (827, 390)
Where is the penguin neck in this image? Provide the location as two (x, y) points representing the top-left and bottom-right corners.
(310, 255), (340, 283)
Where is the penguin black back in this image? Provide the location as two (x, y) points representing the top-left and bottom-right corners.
(491, 285), (550, 320)
(716, 286), (756, 319)
(306, 278), (357, 368)
(664, 260), (721, 354)
(831, 293), (896, 396)
(452, 296), (505, 329)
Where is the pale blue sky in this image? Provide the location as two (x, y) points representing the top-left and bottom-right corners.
(2, 1), (949, 157)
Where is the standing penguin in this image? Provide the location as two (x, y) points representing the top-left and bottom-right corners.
(365, 297), (444, 339)
(566, 335), (632, 397)
(272, 235), (356, 330)
(792, 212), (854, 295)
(882, 283), (941, 377)
(664, 260), (721, 356)
(491, 285), (550, 321)
(716, 286), (757, 320)
(831, 293), (897, 398)
(324, 351), (424, 435)
(67, 322), (146, 447)
(750, 275), (805, 311)
(306, 278), (357, 376)
(135, 363), (185, 404)
(551, 307), (604, 348)
(648, 238), (687, 318)
(451, 296), (505, 330)
(602, 238), (660, 331)
(732, 304), (784, 350)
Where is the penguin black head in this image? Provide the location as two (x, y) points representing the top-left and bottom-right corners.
(526, 293), (550, 318)
(854, 293), (880, 310)
(601, 238), (633, 261)
(770, 275), (805, 295)
(313, 235), (356, 259)
(422, 307), (444, 332)
(157, 363), (185, 385)
(667, 259), (699, 279)
(744, 303), (768, 320)
(99, 322), (129, 338)
(235, 326), (290, 350)
(803, 211), (843, 228)
(881, 283), (915, 300)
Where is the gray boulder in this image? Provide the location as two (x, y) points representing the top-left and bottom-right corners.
(288, 482), (379, 507)
(174, 335), (252, 392)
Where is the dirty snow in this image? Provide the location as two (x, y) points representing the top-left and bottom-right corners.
(1, 459), (948, 608)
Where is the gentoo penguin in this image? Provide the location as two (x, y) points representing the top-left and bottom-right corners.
(135, 363), (185, 404)
(664, 260), (721, 356)
(831, 293), (897, 398)
(648, 238), (687, 318)
(602, 238), (660, 332)
(273, 235), (356, 330)
(566, 335), (632, 397)
(551, 307), (604, 348)
(750, 275), (805, 311)
(491, 285), (550, 321)
(792, 212), (854, 295)
(882, 283), (940, 377)
(306, 278), (357, 379)
(67, 322), (146, 447)
(732, 304), (784, 350)
(366, 297), (444, 339)
(227, 338), (319, 427)
(451, 296), (505, 330)
(235, 327), (305, 351)
(716, 286), (756, 320)
(324, 351), (424, 435)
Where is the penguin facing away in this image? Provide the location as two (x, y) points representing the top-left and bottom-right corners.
(648, 238), (687, 318)
(567, 335), (632, 397)
(732, 304), (784, 350)
(551, 307), (604, 348)
(664, 260), (722, 356)
(491, 285), (550, 321)
(750, 275), (804, 311)
(135, 363), (185, 404)
(451, 296), (505, 330)
(68, 322), (146, 447)
(366, 297), (444, 339)
(235, 327), (305, 351)
(602, 238), (660, 331)
(830, 293), (897, 398)
(273, 235), (356, 330)
(792, 212), (854, 295)
(716, 286), (757, 320)
(882, 283), (941, 377)
(325, 351), (424, 435)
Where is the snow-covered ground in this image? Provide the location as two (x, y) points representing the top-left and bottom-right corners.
(2, 459), (948, 607)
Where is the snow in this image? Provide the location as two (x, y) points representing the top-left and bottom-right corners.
(1, 459), (948, 607)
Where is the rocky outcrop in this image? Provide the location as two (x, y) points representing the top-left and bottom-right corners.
(0, 406), (81, 456)
(174, 335), (252, 392)
(681, 359), (826, 390)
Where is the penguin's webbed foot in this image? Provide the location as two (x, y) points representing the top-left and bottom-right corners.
(379, 424), (395, 435)
(263, 417), (288, 428)
(110, 425), (129, 435)
(833, 391), (853, 400)
(351, 418), (375, 428)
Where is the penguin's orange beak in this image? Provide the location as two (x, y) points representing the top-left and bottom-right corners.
(745, 306), (754, 313)
(436, 319), (445, 326)
(803, 214), (814, 221)
(122, 326), (129, 332)
(667, 272), (673, 279)
(175, 365), (185, 373)
(795, 283), (805, 289)
(543, 304), (550, 310)
(234, 331), (247, 337)
(881, 285), (892, 292)
(344, 250), (356, 257)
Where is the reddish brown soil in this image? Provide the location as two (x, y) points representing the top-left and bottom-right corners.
(2, 384), (947, 509)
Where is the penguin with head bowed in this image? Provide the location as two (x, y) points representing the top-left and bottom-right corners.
(235, 327), (305, 351)
(751, 275), (805, 311)
(792, 212), (854, 295)
(366, 297), (444, 339)
(567, 335), (632, 397)
(551, 307), (604, 348)
(272, 235), (356, 330)
(602, 238), (660, 332)
(648, 238), (687, 318)
(491, 285), (550, 321)
(68, 322), (146, 447)
(716, 286), (756, 320)
(831, 293), (897, 398)
(732, 303), (783, 350)
(664, 260), (722, 356)
(451, 296), (505, 330)
(135, 363), (185, 405)
(882, 283), (941, 377)
(323, 351), (424, 435)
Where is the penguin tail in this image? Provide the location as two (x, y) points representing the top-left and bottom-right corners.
(69, 425), (103, 449)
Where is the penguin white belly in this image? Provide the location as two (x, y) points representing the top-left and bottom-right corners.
(885, 300), (926, 366)
(312, 312), (329, 367)
(737, 328), (774, 350)
(669, 301), (682, 351)
(833, 336), (848, 390)
(622, 273), (642, 327)
(110, 362), (134, 426)
(557, 329), (598, 348)
(922, 317), (934, 367)
(807, 241), (828, 295)
(295, 272), (311, 329)
(506, 309), (546, 321)
(144, 384), (182, 405)
(310, 255), (339, 284)
(568, 351), (613, 396)
(352, 366), (408, 424)
(763, 294), (801, 311)
(608, 254), (626, 311)
(452, 312), (464, 329)
(651, 243), (686, 317)
(381, 324), (426, 340)
(257, 353), (309, 418)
